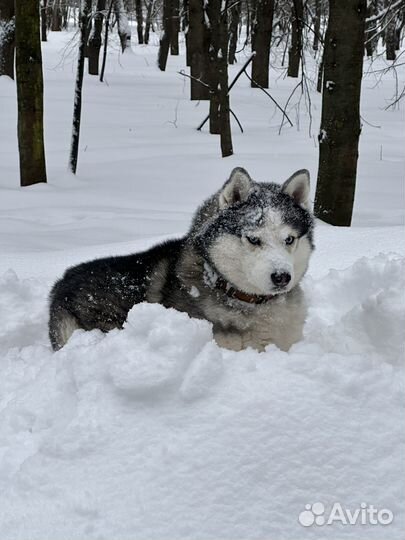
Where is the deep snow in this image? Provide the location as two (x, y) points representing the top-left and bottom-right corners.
(0, 30), (404, 540)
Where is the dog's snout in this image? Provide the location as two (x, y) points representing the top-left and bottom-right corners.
(271, 272), (291, 288)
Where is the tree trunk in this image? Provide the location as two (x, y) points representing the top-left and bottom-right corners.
(114, 0), (131, 52)
(100, 0), (113, 82)
(15, 0), (47, 186)
(250, 0), (257, 46)
(188, 0), (210, 99)
(170, 0), (179, 54)
(144, 0), (154, 44)
(158, 0), (172, 70)
(251, 0), (274, 87)
(228, 0), (240, 64)
(312, 0), (321, 51)
(0, 0), (15, 78)
(51, 0), (62, 31)
(88, 0), (105, 75)
(182, 0), (189, 31)
(69, 0), (92, 174)
(385, 0), (396, 60)
(287, 0), (303, 77)
(316, 47), (324, 92)
(41, 0), (47, 42)
(314, 0), (367, 226)
(135, 0), (144, 43)
(206, 0), (233, 156)
(365, 0), (378, 57)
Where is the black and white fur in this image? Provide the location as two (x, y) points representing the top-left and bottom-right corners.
(49, 167), (314, 352)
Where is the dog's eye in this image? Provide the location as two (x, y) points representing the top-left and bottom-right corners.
(246, 236), (261, 246)
(285, 235), (295, 246)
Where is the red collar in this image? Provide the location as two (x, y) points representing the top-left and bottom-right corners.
(215, 275), (275, 305)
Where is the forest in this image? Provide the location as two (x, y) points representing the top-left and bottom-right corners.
(0, 1), (404, 540)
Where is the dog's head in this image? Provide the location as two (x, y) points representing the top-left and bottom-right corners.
(191, 167), (314, 296)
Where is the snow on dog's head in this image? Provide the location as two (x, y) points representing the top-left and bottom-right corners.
(191, 167), (314, 296)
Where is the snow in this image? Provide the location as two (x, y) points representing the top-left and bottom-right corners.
(0, 30), (404, 540)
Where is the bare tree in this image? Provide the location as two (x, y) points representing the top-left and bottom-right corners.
(312, 0), (321, 51)
(385, 0), (397, 60)
(288, 0), (303, 77)
(51, 0), (62, 31)
(114, 0), (131, 52)
(15, 0), (47, 186)
(0, 0), (15, 78)
(314, 0), (367, 226)
(251, 0), (274, 88)
(188, 0), (210, 99)
(40, 0), (48, 42)
(206, 0), (233, 156)
(135, 0), (144, 43)
(365, 0), (378, 56)
(171, 0), (179, 54)
(69, 0), (92, 174)
(158, 0), (172, 69)
(228, 0), (240, 64)
(88, 0), (105, 74)
(144, 0), (154, 44)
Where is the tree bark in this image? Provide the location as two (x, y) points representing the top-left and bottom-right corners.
(114, 0), (131, 52)
(69, 0), (91, 174)
(251, 0), (274, 87)
(287, 0), (303, 77)
(51, 0), (62, 31)
(135, 0), (144, 43)
(314, 0), (367, 226)
(228, 0), (240, 64)
(0, 0), (15, 78)
(206, 0), (233, 156)
(188, 0), (210, 99)
(41, 0), (48, 42)
(170, 0), (179, 54)
(144, 0), (154, 44)
(88, 0), (105, 75)
(385, 0), (396, 60)
(158, 0), (172, 70)
(100, 0), (113, 82)
(312, 0), (321, 51)
(15, 0), (47, 186)
(365, 0), (378, 56)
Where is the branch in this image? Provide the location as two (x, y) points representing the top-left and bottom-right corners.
(245, 72), (294, 127)
(177, 69), (211, 90)
(229, 108), (244, 132)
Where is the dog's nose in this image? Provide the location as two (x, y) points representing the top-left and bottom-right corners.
(271, 272), (291, 288)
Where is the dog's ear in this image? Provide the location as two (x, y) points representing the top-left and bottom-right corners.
(219, 167), (253, 208)
(282, 169), (311, 210)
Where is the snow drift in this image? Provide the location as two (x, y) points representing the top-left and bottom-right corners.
(0, 254), (404, 540)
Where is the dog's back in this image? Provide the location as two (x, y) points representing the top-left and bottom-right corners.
(49, 239), (183, 350)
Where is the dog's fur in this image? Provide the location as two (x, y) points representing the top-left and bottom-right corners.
(49, 167), (314, 352)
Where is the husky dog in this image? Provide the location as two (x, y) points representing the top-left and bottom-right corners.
(49, 168), (314, 352)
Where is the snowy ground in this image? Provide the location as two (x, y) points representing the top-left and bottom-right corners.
(0, 31), (404, 540)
